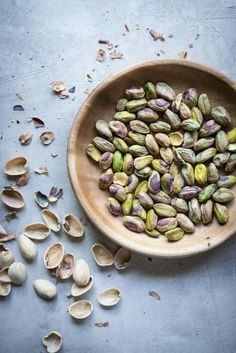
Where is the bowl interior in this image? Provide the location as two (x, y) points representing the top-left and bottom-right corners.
(68, 60), (236, 257)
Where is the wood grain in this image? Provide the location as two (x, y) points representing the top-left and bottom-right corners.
(67, 60), (236, 258)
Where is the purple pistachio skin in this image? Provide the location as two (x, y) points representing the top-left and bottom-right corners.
(148, 171), (161, 193)
(109, 121), (128, 138)
(199, 119), (221, 137)
(178, 186), (201, 200)
(99, 152), (113, 170)
(147, 98), (171, 112)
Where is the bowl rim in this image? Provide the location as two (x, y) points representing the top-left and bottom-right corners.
(67, 59), (236, 258)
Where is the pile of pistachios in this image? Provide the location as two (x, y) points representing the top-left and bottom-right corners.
(86, 82), (236, 241)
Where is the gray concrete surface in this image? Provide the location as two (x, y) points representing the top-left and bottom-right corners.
(0, 0), (236, 352)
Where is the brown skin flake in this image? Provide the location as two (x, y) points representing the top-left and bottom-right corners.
(148, 291), (161, 300)
(95, 322), (109, 328)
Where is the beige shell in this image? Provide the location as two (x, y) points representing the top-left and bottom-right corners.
(72, 259), (90, 286)
(33, 279), (57, 300)
(41, 209), (61, 232)
(63, 214), (84, 238)
(0, 267), (11, 283)
(43, 331), (62, 353)
(4, 156), (28, 176)
(50, 81), (65, 93)
(0, 244), (15, 270)
(18, 234), (38, 261)
(91, 244), (114, 267)
(68, 300), (93, 320)
(98, 288), (121, 307)
(0, 282), (11, 297)
(56, 253), (75, 280)
(23, 223), (50, 240)
(0, 186), (25, 209)
(8, 262), (27, 285)
(44, 242), (64, 269)
(114, 247), (132, 270)
(70, 276), (94, 297)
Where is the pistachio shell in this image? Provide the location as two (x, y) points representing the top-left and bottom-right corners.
(43, 331), (62, 353)
(8, 262), (27, 285)
(18, 234), (37, 261)
(114, 247), (132, 270)
(0, 186), (25, 209)
(33, 279), (57, 300)
(34, 191), (49, 208)
(4, 156), (28, 176)
(0, 281), (11, 297)
(92, 244), (114, 267)
(63, 214), (84, 238)
(40, 132), (55, 145)
(72, 259), (90, 286)
(69, 300), (93, 320)
(0, 244), (14, 270)
(23, 223), (50, 240)
(41, 209), (61, 232)
(0, 267), (11, 283)
(70, 276), (94, 297)
(44, 242), (64, 269)
(56, 253), (76, 280)
(98, 288), (121, 307)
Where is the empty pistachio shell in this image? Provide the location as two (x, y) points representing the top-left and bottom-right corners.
(18, 234), (37, 261)
(93, 136), (115, 153)
(181, 163), (195, 186)
(196, 148), (217, 163)
(179, 102), (192, 120)
(130, 120), (149, 134)
(122, 216), (145, 232)
(156, 218), (178, 233)
(34, 191), (49, 208)
(188, 198), (201, 224)
(114, 111), (136, 123)
(96, 120), (113, 141)
(40, 132), (55, 145)
(98, 288), (121, 307)
(69, 300), (93, 319)
(8, 262), (27, 285)
(213, 152), (230, 167)
(198, 93), (211, 115)
(99, 168), (114, 189)
(215, 130), (229, 152)
(227, 128), (236, 143)
(70, 276), (94, 297)
(194, 137), (215, 151)
(23, 223), (50, 240)
(0, 266), (12, 283)
(181, 119), (200, 131)
(33, 279), (57, 300)
(1, 186), (25, 209)
(50, 81), (65, 92)
(212, 188), (234, 203)
(137, 108), (159, 123)
(86, 143), (102, 162)
(176, 213), (195, 233)
(156, 82), (175, 101)
(211, 106), (231, 127)
(171, 197), (188, 213)
(43, 331), (62, 353)
(0, 244), (14, 270)
(217, 175), (236, 188)
(199, 119), (221, 137)
(63, 214), (84, 238)
(147, 98), (171, 112)
(165, 227), (184, 241)
(114, 247), (132, 270)
(99, 152), (113, 170)
(73, 259), (90, 286)
(92, 244), (114, 267)
(214, 203), (228, 224)
(107, 197), (121, 216)
(145, 134), (160, 155)
(0, 282), (11, 297)
(56, 253), (76, 280)
(178, 186), (201, 200)
(41, 209), (61, 233)
(169, 132), (183, 146)
(4, 156), (28, 176)
(194, 164), (207, 185)
(116, 98), (128, 111)
(153, 203), (176, 217)
(201, 200), (213, 225)
(207, 162), (219, 183)
(144, 82), (157, 100)
(198, 184), (217, 203)
(150, 121), (171, 133)
(126, 98), (147, 113)
(44, 242), (64, 270)
(225, 153), (236, 172)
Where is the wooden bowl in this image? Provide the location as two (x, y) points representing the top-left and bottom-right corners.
(67, 60), (236, 258)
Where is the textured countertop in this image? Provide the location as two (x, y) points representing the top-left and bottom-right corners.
(0, 1), (236, 352)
